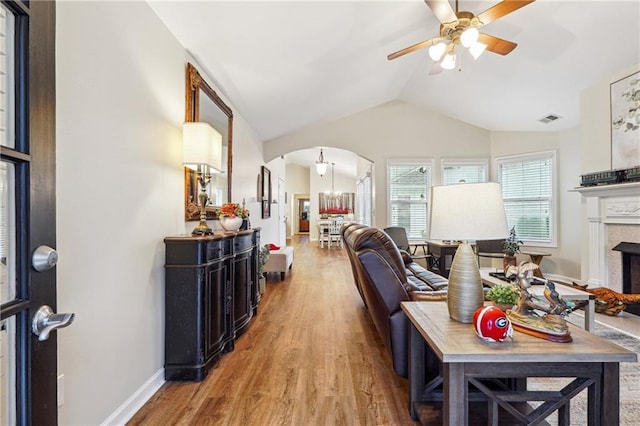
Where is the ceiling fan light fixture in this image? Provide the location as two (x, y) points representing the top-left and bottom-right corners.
(441, 53), (456, 70)
(428, 42), (447, 61)
(469, 41), (487, 59)
(460, 27), (479, 48)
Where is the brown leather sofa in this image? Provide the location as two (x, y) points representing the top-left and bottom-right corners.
(342, 223), (448, 377)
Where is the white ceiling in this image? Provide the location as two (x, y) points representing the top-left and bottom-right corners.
(149, 0), (640, 158)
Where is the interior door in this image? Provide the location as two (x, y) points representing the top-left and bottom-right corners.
(0, 1), (62, 424)
(298, 199), (309, 232)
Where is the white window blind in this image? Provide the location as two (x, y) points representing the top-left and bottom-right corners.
(442, 159), (488, 185)
(388, 161), (432, 240)
(497, 152), (554, 244)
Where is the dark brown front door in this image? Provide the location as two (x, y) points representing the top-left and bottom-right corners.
(1, 1), (60, 424)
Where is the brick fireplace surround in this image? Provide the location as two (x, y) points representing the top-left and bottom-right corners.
(575, 181), (640, 294)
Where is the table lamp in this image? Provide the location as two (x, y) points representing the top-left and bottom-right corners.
(428, 182), (508, 323)
(183, 122), (222, 235)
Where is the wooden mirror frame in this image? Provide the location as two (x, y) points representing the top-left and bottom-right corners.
(185, 62), (234, 221)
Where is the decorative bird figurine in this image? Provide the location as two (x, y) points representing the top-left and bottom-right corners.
(543, 281), (575, 315)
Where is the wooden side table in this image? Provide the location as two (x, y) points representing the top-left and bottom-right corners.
(401, 301), (636, 425)
(521, 250), (551, 278)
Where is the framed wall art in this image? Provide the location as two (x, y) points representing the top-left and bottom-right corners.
(610, 70), (640, 169)
(261, 166), (271, 218)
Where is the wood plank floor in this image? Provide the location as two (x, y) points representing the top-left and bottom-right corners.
(128, 235), (418, 426)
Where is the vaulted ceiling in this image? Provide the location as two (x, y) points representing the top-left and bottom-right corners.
(149, 0), (640, 143)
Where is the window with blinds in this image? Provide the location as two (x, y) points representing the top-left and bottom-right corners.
(496, 152), (555, 244)
(442, 159), (488, 185)
(387, 161), (432, 240)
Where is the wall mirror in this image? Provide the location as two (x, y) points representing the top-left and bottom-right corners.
(185, 62), (234, 221)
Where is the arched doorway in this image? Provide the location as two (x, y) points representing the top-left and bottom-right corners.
(281, 147), (374, 243)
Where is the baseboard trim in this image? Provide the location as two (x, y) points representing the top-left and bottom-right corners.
(544, 273), (578, 286)
(101, 368), (165, 426)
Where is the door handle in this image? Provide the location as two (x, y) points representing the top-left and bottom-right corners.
(32, 305), (75, 341)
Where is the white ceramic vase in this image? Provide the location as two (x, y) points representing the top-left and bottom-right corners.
(220, 216), (243, 231)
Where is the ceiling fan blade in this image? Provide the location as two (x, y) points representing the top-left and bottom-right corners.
(476, 0), (535, 26)
(429, 61), (443, 75)
(387, 37), (442, 61)
(424, 0), (457, 24)
(478, 33), (518, 55)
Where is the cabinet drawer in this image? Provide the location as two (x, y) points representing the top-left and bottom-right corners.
(234, 234), (253, 253)
(206, 238), (233, 260)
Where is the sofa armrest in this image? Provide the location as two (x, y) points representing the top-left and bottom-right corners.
(409, 291), (448, 302)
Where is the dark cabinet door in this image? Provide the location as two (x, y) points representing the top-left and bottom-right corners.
(250, 230), (261, 315)
(204, 262), (227, 360)
(233, 251), (252, 335)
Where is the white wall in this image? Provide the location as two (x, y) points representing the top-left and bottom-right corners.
(56, 2), (267, 424)
(265, 100), (492, 227)
(285, 164), (310, 236)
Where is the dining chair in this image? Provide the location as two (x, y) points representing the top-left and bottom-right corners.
(383, 226), (412, 251)
(475, 238), (505, 265)
(318, 220), (330, 248)
(383, 226), (431, 264)
(328, 218), (344, 248)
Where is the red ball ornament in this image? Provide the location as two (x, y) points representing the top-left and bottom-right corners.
(473, 306), (513, 342)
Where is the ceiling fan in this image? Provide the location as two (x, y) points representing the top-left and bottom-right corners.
(387, 0), (535, 72)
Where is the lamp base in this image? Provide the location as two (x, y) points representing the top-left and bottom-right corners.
(447, 242), (484, 323)
(191, 221), (213, 236)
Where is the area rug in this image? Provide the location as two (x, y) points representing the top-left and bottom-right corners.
(527, 322), (639, 425)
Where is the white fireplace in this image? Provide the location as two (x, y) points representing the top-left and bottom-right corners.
(574, 181), (640, 291)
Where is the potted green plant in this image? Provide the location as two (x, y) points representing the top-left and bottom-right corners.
(258, 244), (270, 294)
(485, 284), (518, 311)
(502, 226), (522, 270)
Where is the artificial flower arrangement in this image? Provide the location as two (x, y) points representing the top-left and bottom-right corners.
(217, 202), (248, 219)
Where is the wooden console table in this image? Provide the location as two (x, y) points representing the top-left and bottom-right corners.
(401, 301), (636, 425)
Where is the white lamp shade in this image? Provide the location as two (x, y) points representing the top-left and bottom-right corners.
(428, 42), (447, 61)
(183, 122), (222, 172)
(460, 27), (479, 48)
(441, 53), (456, 70)
(428, 182), (508, 241)
(469, 42), (487, 59)
(316, 161), (328, 176)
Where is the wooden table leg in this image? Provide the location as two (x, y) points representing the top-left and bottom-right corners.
(408, 323), (425, 420)
(599, 362), (619, 425)
(443, 362), (466, 426)
(585, 298), (595, 332)
(528, 254), (545, 278)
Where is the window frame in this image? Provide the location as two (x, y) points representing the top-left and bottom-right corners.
(441, 158), (489, 185)
(494, 150), (557, 247)
(387, 158), (433, 241)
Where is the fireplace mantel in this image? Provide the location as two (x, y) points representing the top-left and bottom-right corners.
(574, 181), (640, 289)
